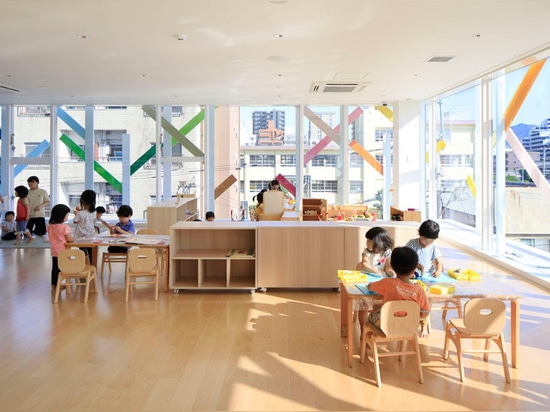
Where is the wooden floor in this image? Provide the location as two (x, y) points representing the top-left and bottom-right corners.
(1, 245), (550, 411)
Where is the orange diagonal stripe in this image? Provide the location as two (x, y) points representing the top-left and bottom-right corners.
(505, 59), (545, 131)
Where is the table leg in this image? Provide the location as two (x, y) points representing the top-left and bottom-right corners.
(341, 286), (348, 337)
(511, 300), (519, 368)
(163, 247), (170, 292)
(90, 246), (98, 269)
(347, 296), (353, 367)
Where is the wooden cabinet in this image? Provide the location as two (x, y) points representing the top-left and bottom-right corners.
(302, 198), (327, 221)
(169, 222), (257, 290)
(147, 196), (197, 234)
(256, 222), (360, 288)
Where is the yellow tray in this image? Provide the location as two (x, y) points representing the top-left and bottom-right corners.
(337, 270), (367, 282)
(429, 283), (456, 295)
(448, 268), (481, 281)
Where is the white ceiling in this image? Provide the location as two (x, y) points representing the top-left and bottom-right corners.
(1, 0), (550, 106)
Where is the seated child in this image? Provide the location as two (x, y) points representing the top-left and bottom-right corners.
(367, 246), (431, 337)
(1, 211), (17, 241)
(95, 206), (112, 234)
(356, 227), (395, 277)
(108, 205), (135, 253)
(205, 211), (215, 221)
(406, 219), (443, 278)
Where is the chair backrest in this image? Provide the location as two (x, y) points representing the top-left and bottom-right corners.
(137, 229), (158, 235)
(58, 249), (87, 274)
(379, 300), (421, 337)
(262, 190), (284, 216)
(463, 298), (506, 335)
(127, 248), (157, 272)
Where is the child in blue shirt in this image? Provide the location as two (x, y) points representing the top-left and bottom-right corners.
(108, 205), (135, 253)
(406, 219), (443, 278)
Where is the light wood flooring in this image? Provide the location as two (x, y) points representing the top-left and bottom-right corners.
(1, 245), (550, 411)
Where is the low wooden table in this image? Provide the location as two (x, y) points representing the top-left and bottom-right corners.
(69, 234), (170, 292)
(340, 275), (520, 368)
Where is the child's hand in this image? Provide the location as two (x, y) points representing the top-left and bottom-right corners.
(432, 271), (441, 278)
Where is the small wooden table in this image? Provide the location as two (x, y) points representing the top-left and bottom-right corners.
(69, 235), (170, 292)
(340, 276), (520, 368)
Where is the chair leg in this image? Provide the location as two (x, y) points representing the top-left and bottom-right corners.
(443, 322), (451, 360)
(455, 338), (465, 382)
(371, 339), (382, 387)
(54, 277), (62, 303)
(413, 335), (424, 384)
(154, 273), (159, 301)
(84, 276), (90, 303)
(495, 333), (511, 383)
(125, 276), (130, 302)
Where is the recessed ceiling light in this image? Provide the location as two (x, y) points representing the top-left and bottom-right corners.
(277, 73), (282, 77)
(175, 34), (187, 41)
(141, 74), (147, 77)
(5, 74), (12, 78)
(273, 34), (283, 38)
(472, 33), (482, 38)
(78, 34), (87, 39)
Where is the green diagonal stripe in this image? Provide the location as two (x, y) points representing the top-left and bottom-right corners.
(60, 134), (123, 193)
(141, 105), (204, 157)
(130, 108), (206, 174)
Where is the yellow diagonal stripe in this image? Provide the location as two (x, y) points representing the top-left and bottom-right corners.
(466, 175), (476, 198)
(375, 106), (393, 123)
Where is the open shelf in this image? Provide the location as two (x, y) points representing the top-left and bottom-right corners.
(169, 223), (257, 290)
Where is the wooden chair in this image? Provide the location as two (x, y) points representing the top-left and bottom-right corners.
(54, 249), (97, 303)
(100, 250), (128, 278)
(136, 228), (166, 280)
(125, 248), (160, 302)
(258, 190), (285, 220)
(443, 298), (511, 383)
(360, 300), (424, 387)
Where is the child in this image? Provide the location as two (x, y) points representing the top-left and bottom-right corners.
(73, 189), (97, 261)
(205, 211), (215, 221)
(95, 206), (112, 234)
(14, 185), (33, 245)
(2, 211), (17, 241)
(108, 205), (135, 253)
(406, 219), (443, 278)
(26, 176), (50, 241)
(356, 226), (395, 277)
(367, 246), (431, 337)
(73, 190), (97, 239)
(47, 204), (74, 289)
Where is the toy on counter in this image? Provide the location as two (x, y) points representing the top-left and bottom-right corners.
(448, 268), (481, 281)
(337, 270), (368, 282)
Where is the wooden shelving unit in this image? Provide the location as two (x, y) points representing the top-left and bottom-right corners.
(302, 198), (327, 221)
(147, 196), (198, 235)
(169, 222), (257, 290)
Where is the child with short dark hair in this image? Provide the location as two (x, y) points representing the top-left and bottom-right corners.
(205, 211), (215, 221)
(108, 205), (135, 253)
(367, 246), (431, 337)
(94, 206), (112, 233)
(26, 175), (50, 241)
(14, 185), (33, 245)
(47, 204), (74, 288)
(1, 211), (17, 241)
(406, 219), (443, 278)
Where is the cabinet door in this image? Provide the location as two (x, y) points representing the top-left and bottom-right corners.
(257, 227), (345, 288)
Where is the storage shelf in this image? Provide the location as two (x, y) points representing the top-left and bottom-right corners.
(169, 223), (257, 290)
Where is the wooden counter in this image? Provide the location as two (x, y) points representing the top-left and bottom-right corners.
(168, 220), (420, 290)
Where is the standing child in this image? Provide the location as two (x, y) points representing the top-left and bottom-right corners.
(26, 176), (50, 241)
(108, 205), (135, 253)
(47, 204), (74, 289)
(14, 185), (33, 245)
(356, 226), (395, 277)
(367, 246), (431, 337)
(406, 219), (443, 278)
(73, 189), (97, 260)
(2, 211), (17, 241)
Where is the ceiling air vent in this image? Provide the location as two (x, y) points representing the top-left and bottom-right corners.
(0, 84), (20, 94)
(426, 56), (454, 63)
(309, 82), (368, 93)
